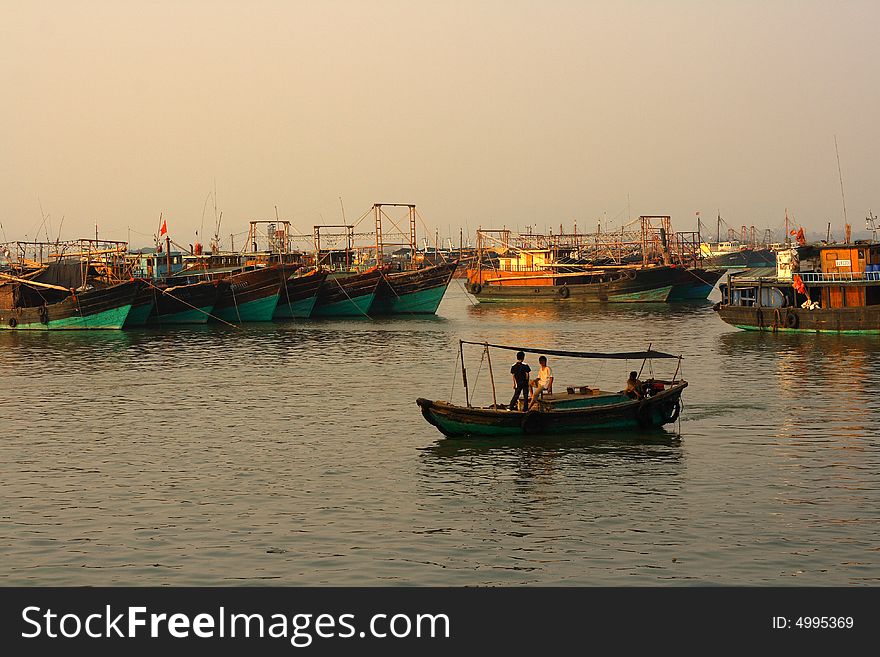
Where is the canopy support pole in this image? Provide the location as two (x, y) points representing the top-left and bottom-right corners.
(672, 355), (682, 383)
(484, 342), (498, 408)
(637, 342), (652, 379)
(460, 340), (470, 407)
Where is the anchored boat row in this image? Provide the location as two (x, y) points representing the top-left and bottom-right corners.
(0, 246), (457, 330)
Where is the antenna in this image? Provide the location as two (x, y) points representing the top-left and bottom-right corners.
(867, 212), (878, 242)
(834, 135), (848, 227)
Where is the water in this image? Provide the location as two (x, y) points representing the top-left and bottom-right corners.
(1, 283), (879, 585)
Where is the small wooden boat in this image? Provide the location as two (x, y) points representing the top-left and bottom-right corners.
(417, 341), (687, 437)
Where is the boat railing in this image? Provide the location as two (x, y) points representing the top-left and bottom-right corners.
(800, 271), (880, 283)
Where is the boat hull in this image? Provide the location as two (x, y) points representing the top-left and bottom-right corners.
(469, 266), (679, 303)
(274, 270), (328, 319)
(703, 248), (776, 269)
(123, 285), (155, 327)
(0, 281), (138, 330)
(716, 304), (880, 333)
(312, 270), (382, 317)
(371, 261), (458, 315)
(211, 267), (283, 322)
(148, 280), (219, 325)
(416, 383), (687, 437)
(667, 268), (725, 301)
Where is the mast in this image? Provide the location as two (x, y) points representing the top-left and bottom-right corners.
(785, 208), (790, 246)
(835, 135), (848, 230)
(484, 343), (497, 409)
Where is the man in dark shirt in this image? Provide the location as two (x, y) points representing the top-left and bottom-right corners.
(509, 351), (531, 411)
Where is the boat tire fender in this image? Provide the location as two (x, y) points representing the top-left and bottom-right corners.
(470, 282), (482, 295)
(39, 305), (49, 325)
(666, 399), (682, 424)
(785, 311), (799, 329)
(558, 285), (570, 299)
(521, 410), (544, 434)
(8, 317), (17, 328)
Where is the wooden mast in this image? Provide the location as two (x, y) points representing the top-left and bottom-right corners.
(460, 340), (470, 407)
(484, 342), (497, 408)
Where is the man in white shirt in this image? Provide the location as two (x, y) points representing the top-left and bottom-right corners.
(528, 356), (554, 410)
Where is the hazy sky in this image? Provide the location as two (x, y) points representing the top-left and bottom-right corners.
(1, 0), (878, 247)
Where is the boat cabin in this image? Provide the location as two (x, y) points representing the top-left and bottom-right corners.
(722, 242), (880, 310)
(129, 251), (186, 279)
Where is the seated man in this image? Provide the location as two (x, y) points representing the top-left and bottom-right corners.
(624, 370), (644, 399)
(528, 356), (554, 410)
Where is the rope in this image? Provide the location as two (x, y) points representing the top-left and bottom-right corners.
(331, 275), (373, 318)
(472, 347), (487, 398)
(280, 262), (296, 321)
(141, 279), (240, 329)
(448, 349), (461, 403)
(228, 277), (242, 323)
(456, 278), (478, 305)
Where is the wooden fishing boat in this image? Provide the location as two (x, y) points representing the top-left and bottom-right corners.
(0, 275), (138, 330)
(148, 279), (221, 325)
(467, 265), (676, 303)
(274, 269), (328, 320)
(208, 266), (284, 323)
(417, 341), (687, 437)
(371, 260), (459, 315)
(311, 269), (383, 317)
(128, 248), (221, 325)
(666, 266), (725, 301)
(174, 253), (285, 322)
(123, 283), (156, 327)
(715, 240), (880, 333)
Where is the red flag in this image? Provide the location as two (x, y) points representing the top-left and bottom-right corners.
(792, 274), (806, 295)
(159, 220), (167, 236)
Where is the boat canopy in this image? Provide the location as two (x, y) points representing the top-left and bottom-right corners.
(460, 340), (679, 360)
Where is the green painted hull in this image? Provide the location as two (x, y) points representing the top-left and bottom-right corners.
(152, 306), (214, 325)
(417, 384), (686, 438)
(311, 291), (377, 318)
(733, 324), (880, 334)
(427, 412), (641, 436)
(213, 293), (280, 322)
(123, 301), (155, 327)
(9, 304), (133, 330)
(607, 285), (673, 303)
(371, 284), (449, 315)
(273, 296), (318, 319)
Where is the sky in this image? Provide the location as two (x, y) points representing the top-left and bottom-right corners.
(1, 0), (878, 248)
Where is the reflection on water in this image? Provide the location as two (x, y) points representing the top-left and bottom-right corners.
(1, 285), (878, 585)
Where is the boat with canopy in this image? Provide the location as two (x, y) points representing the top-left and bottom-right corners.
(417, 341), (687, 437)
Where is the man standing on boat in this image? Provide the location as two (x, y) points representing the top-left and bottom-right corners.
(509, 351), (531, 411)
(528, 356), (554, 410)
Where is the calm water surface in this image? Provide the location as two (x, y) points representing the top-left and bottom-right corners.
(1, 283), (879, 585)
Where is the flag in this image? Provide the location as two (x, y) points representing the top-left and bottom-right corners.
(160, 220), (167, 236)
(792, 274), (806, 295)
